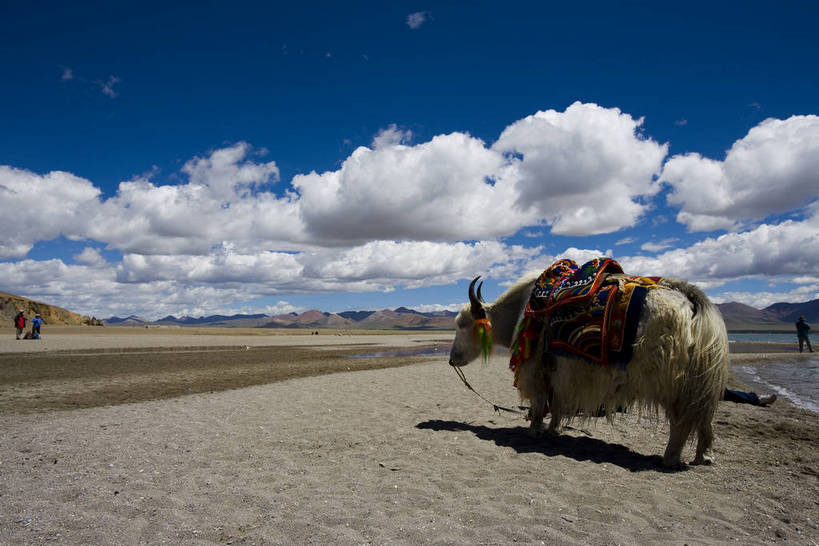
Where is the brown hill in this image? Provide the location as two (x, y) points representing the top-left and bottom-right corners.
(261, 310), (356, 329)
(715, 301), (788, 331)
(358, 309), (453, 330)
(763, 299), (819, 323)
(1, 291), (101, 326)
(259, 308), (453, 330)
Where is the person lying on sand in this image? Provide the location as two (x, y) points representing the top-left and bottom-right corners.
(723, 388), (776, 406)
(592, 388), (776, 417)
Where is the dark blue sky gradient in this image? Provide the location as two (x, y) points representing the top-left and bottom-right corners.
(3, 1), (817, 189)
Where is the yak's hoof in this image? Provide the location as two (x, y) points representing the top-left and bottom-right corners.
(691, 454), (714, 466)
(661, 457), (686, 470)
(528, 423), (546, 437)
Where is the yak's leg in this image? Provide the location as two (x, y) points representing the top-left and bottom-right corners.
(546, 410), (562, 437)
(527, 391), (548, 436)
(546, 393), (562, 437)
(520, 353), (551, 437)
(691, 421), (715, 465)
(662, 419), (693, 468)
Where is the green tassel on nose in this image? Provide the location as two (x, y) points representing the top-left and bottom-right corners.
(474, 318), (493, 362)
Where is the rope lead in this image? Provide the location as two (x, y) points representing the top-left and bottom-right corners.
(452, 365), (527, 415)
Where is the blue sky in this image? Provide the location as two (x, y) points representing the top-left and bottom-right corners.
(1, 1), (818, 320)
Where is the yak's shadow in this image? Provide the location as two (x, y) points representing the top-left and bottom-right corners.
(416, 419), (683, 473)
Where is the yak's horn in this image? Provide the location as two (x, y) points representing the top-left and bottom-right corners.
(468, 276), (486, 318)
(477, 281), (485, 303)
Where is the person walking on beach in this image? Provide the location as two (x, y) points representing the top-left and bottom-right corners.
(13, 310), (26, 340)
(31, 313), (43, 338)
(796, 316), (813, 353)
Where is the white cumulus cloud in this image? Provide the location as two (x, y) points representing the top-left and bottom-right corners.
(73, 247), (107, 266)
(88, 143), (304, 255)
(293, 132), (521, 243)
(662, 115), (819, 231)
(3, 104), (819, 316)
(710, 286), (819, 309)
(0, 240), (545, 318)
(620, 210), (819, 284)
(493, 102), (667, 235)
(0, 166), (102, 258)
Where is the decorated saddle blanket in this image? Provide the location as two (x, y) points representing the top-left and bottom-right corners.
(510, 257), (662, 371)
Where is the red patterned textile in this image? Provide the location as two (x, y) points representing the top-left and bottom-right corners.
(510, 258), (662, 374)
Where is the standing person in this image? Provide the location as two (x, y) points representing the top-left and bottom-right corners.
(796, 316), (813, 353)
(31, 314), (43, 338)
(13, 310), (26, 340)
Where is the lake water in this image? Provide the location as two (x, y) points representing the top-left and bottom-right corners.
(726, 333), (819, 412)
(346, 345), (449, 359)
(731, 356), (819, 414)
(727, 332), (800, 344)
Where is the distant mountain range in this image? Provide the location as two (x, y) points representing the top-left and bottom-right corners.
(105, 299), (819, 331)
(104, 306), (458, 330)
(4, 289), (817, 332)
(715, 299), (819, 331)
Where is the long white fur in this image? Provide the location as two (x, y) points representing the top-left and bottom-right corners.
(449, 271), (728, 468)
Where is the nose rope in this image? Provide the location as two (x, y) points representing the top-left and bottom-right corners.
(451, 365), (527, 415)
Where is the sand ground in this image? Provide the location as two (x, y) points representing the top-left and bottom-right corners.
(1, 327), (817, 545)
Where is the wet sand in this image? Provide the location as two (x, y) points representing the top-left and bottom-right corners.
(0, 327), (450, 414)
(1, 327), (817, 544)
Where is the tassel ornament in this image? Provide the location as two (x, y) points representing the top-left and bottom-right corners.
(474, 318), (493, 362)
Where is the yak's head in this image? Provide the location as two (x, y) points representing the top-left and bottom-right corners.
(449, 276), (492, 367)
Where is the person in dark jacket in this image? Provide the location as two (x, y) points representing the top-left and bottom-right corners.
(14, 310), (26, 340)
(796, 316), (813, 353)
(723, 388), (776, 406)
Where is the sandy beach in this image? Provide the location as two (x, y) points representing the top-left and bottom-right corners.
(1, 327), (817, 544)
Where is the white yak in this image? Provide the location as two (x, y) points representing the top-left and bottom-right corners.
(449, 268), (728, 468)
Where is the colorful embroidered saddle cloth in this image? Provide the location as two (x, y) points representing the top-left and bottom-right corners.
(510, 258), (662, 371)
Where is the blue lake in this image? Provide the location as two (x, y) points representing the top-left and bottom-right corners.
(728, 332), (801, 345)
(731, 356), (819, 414)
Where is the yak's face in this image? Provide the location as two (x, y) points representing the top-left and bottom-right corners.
(449, 276), (488, 367)
(448, 304), (482, 367)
